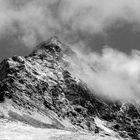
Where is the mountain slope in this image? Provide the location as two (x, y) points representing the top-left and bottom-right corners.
(0, 37), (140, 139)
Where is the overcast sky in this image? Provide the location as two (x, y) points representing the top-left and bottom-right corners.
(0, 0), (140, 61)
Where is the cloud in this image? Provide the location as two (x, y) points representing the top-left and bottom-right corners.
(1, 0), (140, 47)
(58, 0), (140, 35)
(67, 47), (140, 102)
(0, 0), (61, 47)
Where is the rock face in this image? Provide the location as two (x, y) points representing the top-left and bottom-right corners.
(0, 37), (140, 139)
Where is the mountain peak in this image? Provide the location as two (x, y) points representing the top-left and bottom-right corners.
(29, 37), (64, 59)
(35, 36), (62, 52)
(46, 36), (62, 46)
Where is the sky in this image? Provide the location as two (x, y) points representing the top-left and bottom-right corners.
(1, 0), (140, 60)
(1, 0), (140, 102)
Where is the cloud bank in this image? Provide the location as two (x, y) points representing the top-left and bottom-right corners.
(68, 47), (140, 102)
(1, 0), (140, 47)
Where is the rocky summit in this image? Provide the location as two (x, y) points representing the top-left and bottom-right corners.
(0, 37), (140, 140)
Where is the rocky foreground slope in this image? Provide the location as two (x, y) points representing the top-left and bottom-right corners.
(0, 37), (140, 139)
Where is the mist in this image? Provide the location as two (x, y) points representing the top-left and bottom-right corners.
(0, 0), (140, 47)
(68, 47), (140, 102)
(1, 0), (140, 101)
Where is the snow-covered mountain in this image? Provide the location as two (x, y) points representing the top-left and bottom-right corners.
(0, 37), (140, 140)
